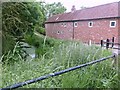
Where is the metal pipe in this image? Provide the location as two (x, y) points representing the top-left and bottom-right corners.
(1, 54), (115, 90)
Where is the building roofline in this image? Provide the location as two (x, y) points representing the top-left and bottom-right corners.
(80, 2), (118, 10)
(66, 1), (119, 13)
(45, 17), (120, 24)
(46, 1), (119, 23)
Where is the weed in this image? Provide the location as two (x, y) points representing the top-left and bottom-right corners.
(1, 37), (118, 88)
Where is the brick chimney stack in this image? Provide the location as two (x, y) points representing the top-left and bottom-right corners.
(71, 5), (76, 12)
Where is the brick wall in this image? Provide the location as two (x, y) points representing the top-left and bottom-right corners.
(118, 18), (120, 43)
(45, 18), (119, 43)
(74, 18), (118, 43)
(45, 22), (73, 40)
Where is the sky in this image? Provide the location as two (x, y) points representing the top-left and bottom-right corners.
(36, 0), (120, 12)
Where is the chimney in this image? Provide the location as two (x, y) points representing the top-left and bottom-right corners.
(71, 5), (76, 12)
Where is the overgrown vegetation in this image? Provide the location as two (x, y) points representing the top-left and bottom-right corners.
(2, 1), (66, 57)
(2, 2), (46, 55)
(1, 37), (118, 88)
(1, 1), (118, 89)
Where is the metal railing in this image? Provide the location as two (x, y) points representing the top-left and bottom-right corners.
(1, 54), (116, 90)
(101, 37), (120, 50)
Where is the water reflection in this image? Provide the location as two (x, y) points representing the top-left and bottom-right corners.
(20, 42), (35, 60)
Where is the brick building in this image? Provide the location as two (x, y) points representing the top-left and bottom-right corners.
(45, 2), (120, 43)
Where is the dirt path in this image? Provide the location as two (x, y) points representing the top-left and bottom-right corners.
(34, 31), (45, 38)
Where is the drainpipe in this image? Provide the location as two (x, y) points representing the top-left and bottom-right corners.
(72, 22), (74, 40)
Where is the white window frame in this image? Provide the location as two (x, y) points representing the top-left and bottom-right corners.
(57, 31), (60, 34)
(61, 23), (64, 26)
(74, 22), (78, 27)
(110, 21), (116, 27)
(88, 21), (93, 27)
(64, 23), (67, 27)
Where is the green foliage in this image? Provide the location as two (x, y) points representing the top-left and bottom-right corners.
(2, 2), (45, 37)
(0, 33), (2, 58)
(2, 2), (46, 54)
(1, 1), (67, 56)
(2, 33), (15, 54)
(1, 42), (26, 64)
(24, 34), (63, 58)
(35, 27), (46, 35)
(45, 2), (66, 18)
(2, 40), (118, 88)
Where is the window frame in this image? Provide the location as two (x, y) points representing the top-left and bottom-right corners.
(61, 23), (64, 26)
(74, 22), (78, 27)
(110, 21), (116, 27)
(88, 21), (93, 27)
(57, 31), (60, 34)
(64, 23), (67, 27)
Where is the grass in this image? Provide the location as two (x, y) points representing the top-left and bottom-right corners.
(0, 33), (2, 88)
(1, 36), (118, 88)
(0, 33), (2, 58)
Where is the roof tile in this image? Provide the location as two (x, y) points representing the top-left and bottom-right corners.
(46, 2), (119, 23)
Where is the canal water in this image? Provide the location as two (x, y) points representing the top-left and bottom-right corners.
(20, 42), (36, 60)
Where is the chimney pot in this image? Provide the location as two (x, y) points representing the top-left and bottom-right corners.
(71, 5), (76, 12)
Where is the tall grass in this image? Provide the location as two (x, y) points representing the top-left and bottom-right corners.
(0, 61), (2, 88)
(1, 39), (118, 88)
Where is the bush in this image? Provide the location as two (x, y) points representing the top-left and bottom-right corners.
(2, 33), (15, 55)
(1, 42), (26, 64)
(2, 2), (46, 55)
(35, 27), (46, 35)
(24, 34), (64, 58)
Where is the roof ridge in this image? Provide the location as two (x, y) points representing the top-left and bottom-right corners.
(46, 2), (119, 23)
(66, 1), (119, 13)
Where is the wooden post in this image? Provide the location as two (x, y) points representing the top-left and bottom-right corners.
(106, 39), (109, 49)
(89, 40), (92, 46)
(101, 40), (103, 47)
(112, 37), (114, 48)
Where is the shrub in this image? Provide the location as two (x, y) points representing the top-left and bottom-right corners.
(35, 27), (46, 35)
(1, 42), (26, 64)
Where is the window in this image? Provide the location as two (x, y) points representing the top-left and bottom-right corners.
(88, 21), (93, 27)
(57, 31), (60, 34)
(61, 23), (64, 26)
(110, 21), (116, 27)
(64, 23), (67, 27)
(74, 22), (78, 27)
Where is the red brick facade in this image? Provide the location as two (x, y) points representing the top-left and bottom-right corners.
(45, 2), (120, 43)
(74, 19), (119, 43)
(45, 22), (73, 40)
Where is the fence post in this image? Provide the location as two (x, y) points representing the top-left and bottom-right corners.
(106, 39), (109, 49)
(89, 40), (92, 46)
(112, 37), (114, 48)
(111, 53), (118, 70)
(101, 40), (103, 47)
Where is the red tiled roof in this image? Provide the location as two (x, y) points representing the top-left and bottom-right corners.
(46, 2), (119, 23)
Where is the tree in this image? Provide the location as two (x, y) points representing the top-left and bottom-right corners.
(2, 2), (45, 54)
(45, 2), (66, 18)
(2, 2), (45, 37)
